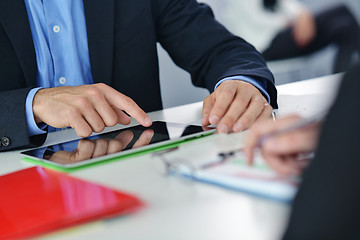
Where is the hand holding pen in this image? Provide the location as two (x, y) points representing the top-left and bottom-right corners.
(244, 114), (324, 176)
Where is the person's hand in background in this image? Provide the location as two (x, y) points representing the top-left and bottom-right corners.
(201, 80), (273, 134)
(244, 115), (321, 176)
(293, 9), (317, 48)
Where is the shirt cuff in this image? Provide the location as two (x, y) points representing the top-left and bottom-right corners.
(214, 75), (271, 104)
(26, 87), (47, 136)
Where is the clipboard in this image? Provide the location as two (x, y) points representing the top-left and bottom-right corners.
(156, 145), (299, 203)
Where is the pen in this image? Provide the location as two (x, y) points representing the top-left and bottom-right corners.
(257, 111), (328, 148)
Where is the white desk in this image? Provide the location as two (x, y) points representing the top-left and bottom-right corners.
(0, 74), (342, 240)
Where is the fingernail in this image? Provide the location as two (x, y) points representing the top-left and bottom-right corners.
(233, 122), (243, 132)
(145, 117), (152, 126)
(209, 115), (219, 125)
(218, 124), (228, 134)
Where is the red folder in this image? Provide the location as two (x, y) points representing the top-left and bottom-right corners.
(0, 167), (143, 239)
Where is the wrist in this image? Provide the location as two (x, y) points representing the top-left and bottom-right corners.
(33, 89), (44, 124)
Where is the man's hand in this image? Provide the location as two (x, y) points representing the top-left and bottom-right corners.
(244, 115), (321, 176)
(202, 80), (273, 133)
(293, 10), (316, 48)
(33, 83), (152, 137)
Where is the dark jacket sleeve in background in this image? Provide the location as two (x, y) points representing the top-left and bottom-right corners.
(283, 64), (360, 240)
(154, 0), (277, 103)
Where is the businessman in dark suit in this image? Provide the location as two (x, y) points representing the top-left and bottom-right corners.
(0, 0), (277, 151)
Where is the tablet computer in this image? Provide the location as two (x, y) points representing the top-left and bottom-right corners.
(21, 121), (215, 170)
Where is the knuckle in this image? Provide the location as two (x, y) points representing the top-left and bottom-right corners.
(75, 96), (90, 108)
(203, 95), (211, 105)
(221, 88), (235, 97)
(254, 95), (265, 103)
(234, 97), (247, 107)
(67, 107), (80, 119)
(85, 86), (103, 99)
(122, 96), (134, 106)
(95, 83), (107, 89)
(219, 80), (235, 89)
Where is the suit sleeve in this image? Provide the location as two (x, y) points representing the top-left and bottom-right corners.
(153, 0), (278, 108)
(0, 88), (46, 152)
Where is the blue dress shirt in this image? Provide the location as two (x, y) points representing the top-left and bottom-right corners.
(24, 0), (269, 136)
(24, 0), (93, 135)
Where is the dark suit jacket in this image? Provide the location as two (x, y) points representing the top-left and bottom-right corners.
(0, 0), (277, 151)
(283, 64), (360, 239)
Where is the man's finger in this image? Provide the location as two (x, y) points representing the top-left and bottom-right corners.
(255, 103), (274, 122)
(244, 119), (274, 165)
(215, 93), (250, 134)
(86, 87), (120, 127)
(113, 108), (132, 125)
(229, 95), (266, 133)
(208, 85), (237, 126)
(202, 95), (215, 127)
(68, 109), (93, 138)
(80, 106), (106, 133)
(97, 84), (152, 127)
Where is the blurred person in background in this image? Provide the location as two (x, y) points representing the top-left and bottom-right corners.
(222, 0), (360, 73)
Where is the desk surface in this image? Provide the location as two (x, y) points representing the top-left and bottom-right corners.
(0, 74), (342, 240)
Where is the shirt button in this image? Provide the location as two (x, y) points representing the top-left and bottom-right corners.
(59, 77), (66, 84)
(53, 25), (61, 33)
(1, 137), (11, 147)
